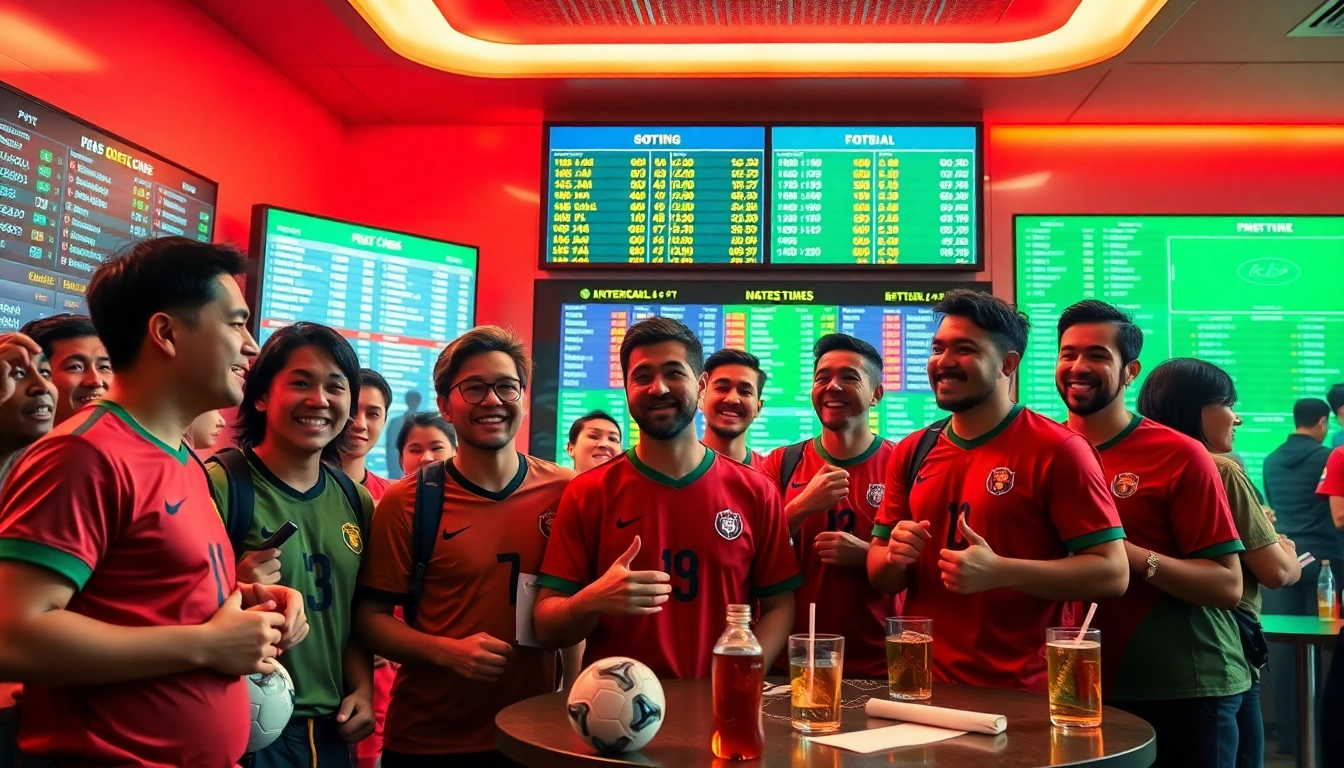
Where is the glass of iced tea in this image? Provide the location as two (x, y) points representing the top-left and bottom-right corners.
(788, 634), (844, 733)
(885, 617), (933, 700)
(1046, 627), (1102, 728)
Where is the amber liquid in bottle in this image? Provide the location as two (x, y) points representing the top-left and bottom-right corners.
(711, 604), (764, 760)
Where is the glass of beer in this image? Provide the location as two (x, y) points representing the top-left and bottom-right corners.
(788, 634), (844, 733)
(885, 617), (933, 700)
(1046, 627), (1102, 728)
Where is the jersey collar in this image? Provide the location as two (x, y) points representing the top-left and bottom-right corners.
(444, 453), (529, 502)
(627, 447), (715, 489)
(99, 401), (190, 465)
(813, 434), (882, 468)
(245, 448), (327, 501)
(1095, 414), (1144, 452)
(946, 404), (1023, 451)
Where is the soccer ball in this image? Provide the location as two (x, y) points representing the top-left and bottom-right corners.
(246, 660), (295, 753)
(566, 657), (665, 754)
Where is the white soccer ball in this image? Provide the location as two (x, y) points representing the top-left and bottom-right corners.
(246, 660), (295, 753)
(566, 657), (665, 754)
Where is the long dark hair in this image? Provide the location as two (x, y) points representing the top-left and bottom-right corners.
(1137, 358), (1237, 446)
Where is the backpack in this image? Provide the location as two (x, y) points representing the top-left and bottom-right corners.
(405, 461), (447, 629)
(207, 447), (364, 556)
(775, 417), (950, 493)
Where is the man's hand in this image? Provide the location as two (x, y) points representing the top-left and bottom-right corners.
(200, 590), (284, 676)
(938, 519), (1001, 594)
(335, 688), (375, 743)
(794, 465), (850, 517)
(575, 537), (671, 617)
(885, 520), (932, 568)
(236, 548), (282, 586)
(1279, 534), (1297, 557)
(815, 531), (869, 568)
(0, 333), (41, 406)
(1263, 506), (1277, 525)
(244, 583), (309, 651)
(438, 632), (514, 682)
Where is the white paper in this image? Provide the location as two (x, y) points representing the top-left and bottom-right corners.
(807, 723), (967, 754)
(865, 698), (1007, 734)
(515, 573), (540, 647)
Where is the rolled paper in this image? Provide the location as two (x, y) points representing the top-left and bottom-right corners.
(865, 698), (1007, 735)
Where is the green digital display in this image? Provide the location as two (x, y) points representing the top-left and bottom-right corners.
(1016, 215), (1344, 489)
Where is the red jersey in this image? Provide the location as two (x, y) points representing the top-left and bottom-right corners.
(1318, 447), (1344, 500)
(538, 449), (801, 679)
(362, 469), (392, 503)
(873, 406), (1124, 691)
(759, 437), (902, 678)
(0, 402), (248, 767)
(1086, 416), (1246, 700)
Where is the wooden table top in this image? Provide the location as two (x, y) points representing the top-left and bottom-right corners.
(497, 678), (1156, 767)
(1262, 614), (1343, 646)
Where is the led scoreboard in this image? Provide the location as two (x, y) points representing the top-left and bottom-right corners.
(1016, 214), (1344, 491)
(530, 280), (985, 468)
(770, 126), (979, 267)
(544, 126), (765, 266)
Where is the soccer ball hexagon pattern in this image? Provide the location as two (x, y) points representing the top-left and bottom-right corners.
(566, 656), (666, 754)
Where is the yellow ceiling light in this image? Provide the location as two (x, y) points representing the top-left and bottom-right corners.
(347, 0), (1166, 79)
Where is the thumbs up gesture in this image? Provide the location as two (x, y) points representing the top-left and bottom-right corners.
(938, 519), (1000, 594)
(583, 536), (673, 617)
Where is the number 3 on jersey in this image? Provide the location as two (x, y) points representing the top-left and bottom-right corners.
(304, 553), (332, 612)
(660, 548), (699, 602)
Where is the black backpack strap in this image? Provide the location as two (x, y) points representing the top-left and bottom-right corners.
(321, 462), (367, 528)
(206, 447), (255, 556)
(906, 417), (951, 489)
(777, 439), (810, 491)
(406, 460), (447, 629)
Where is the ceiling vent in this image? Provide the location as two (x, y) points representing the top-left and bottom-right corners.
(1288, 0), (1344, 36)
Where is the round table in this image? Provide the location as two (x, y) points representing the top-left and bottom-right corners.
(496, 679), (1156, 767)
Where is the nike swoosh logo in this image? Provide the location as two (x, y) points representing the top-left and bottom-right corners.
(259, 526), (275, 539)
(165, 499), (185, 515)
(915, 475), (934, 484)
(615, 516), (644, 529)
(789, 481), (807, 489)
(442, 526), (472, 540)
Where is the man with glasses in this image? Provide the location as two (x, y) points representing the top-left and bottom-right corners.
(356, 326), (577, 768)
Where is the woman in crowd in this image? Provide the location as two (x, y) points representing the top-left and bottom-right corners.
(396, 411), (456, 477)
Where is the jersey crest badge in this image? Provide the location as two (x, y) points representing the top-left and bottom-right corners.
(714, 509), (744, 541)
(539, 508), (556, 538)
(866, 483), (885, 507)
(1111, 472), (1140, 499)
(986, 467), (1015, 496)
(341, 522), (363, 554)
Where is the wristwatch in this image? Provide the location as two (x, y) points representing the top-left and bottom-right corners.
(1144, 551), (1160, 581)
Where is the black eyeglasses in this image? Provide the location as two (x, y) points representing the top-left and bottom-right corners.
(452, 379), (524, 404)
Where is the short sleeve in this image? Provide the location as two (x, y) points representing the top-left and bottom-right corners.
(0, 436), (123, 589)
(1319, 448), (1344, 500)
(356, 481), (416, 604)
(873, 438), (915, 539)
(536, 481), (597, 595)
(1169, 449), (1244, 559)
(1047, 436), (1125, 552)
(1220, 460), (1278, 552)
(749, 481), (802, 597)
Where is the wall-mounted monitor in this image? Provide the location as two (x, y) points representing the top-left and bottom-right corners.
(250, 206), (478, 478)
(0, 83), (217, 328)
(1015, 214), (1344, 489)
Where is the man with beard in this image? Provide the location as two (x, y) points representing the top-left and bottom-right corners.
(356, 326), (576, 767)
(757, 334), (900, 678)
(867, 289), (1128, 691)
(534, 317), (800, 678)
(699, 348), (767, 467)
(1057, 301), (1248, 765)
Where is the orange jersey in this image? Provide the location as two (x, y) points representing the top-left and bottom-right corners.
(358, 454), (573, 754)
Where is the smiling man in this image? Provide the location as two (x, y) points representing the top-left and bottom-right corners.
(20, 314), (113, 425)
(867, 289), (1128, 691)
(699, 348), (767, 467)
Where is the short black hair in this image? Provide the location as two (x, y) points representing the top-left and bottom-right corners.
(1057, 300), (1144, 367)
(933, 289), (1030, 357)
(19, 314), (99, 358)
(234, 322), (362, 459)
(1294, 398), (1332, 428)
(568, 410), (622, 446)
(812, 334), (882, 386)
(433, 325), (531, 400)
(396, 411), (456, 454)
(1137, 358), (1237, 446)
(619, 316), (704, 379)
(86, 237), (249, 370)
(358, 369), (392, 412)
(704, 348), (767, 392)
(1329, 383), (1344, 414)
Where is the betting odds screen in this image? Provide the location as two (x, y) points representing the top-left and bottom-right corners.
(0, 83), (217, 328)
(251, 207), (478, 477)
(530, 280), (977, 468)
(1016, 214), (1344, 489)
(770, 126), (979, 267)
(544, 126), (766, 266)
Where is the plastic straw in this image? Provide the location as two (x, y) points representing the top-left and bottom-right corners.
(1073, 603), (1098, 646)
(808, 602), (817, 673)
